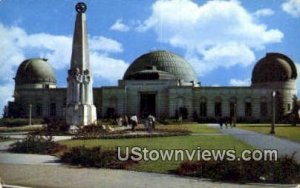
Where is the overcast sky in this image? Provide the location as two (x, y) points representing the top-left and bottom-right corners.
(0, 0), (300, 115)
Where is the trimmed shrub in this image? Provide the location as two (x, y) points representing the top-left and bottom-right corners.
(176, 156), (300, 184)
(73, 127), (191, 140)
(74, 124), (107, 139)
(42, 117), (70, 135)
(9, 135), (66, 154)
(61, 146), (137, 169)
(0, 136), (10, 142)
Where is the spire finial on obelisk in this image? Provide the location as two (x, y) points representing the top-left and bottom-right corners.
(66, 2), (97, 126)
(75, 2), (87, 13)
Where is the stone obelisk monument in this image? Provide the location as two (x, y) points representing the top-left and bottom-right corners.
(66, 2), (97, 126)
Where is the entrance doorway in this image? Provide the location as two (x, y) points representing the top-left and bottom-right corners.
(140, 93), (156, 117)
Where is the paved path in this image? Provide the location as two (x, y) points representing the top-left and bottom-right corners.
(0, 164), (291, 188)
(0, 152), (59, 165)
(0, 135), (71, 165)
(0, 141), (16, 151)
(208, 124), (300, 162)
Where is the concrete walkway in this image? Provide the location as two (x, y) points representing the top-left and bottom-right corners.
(0, 138), (65, 166)
(0, 164), (291, 188)
(208, 124), (300, 162)
(0, 152), (59, 165)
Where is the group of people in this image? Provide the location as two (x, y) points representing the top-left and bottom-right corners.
(218, 116), (234, 129)
(115, 114), (156, 132)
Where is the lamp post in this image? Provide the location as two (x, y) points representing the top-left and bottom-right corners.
(29, 104), (32, 126)
(270, 91), (276, 134)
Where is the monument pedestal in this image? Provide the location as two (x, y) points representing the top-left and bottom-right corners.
(66, 104), (97, 126)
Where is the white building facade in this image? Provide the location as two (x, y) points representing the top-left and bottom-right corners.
(7, 51), (298, 123)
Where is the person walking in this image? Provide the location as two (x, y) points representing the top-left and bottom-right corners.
(130, 115), (138, 131)
(219, 117), (223, 129)
(229, 116), (233, 128)
(224, 117), (228, 129)
(148, 114), (156, 130)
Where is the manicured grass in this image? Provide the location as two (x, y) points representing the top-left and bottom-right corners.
(156, 123), (220, 134)
(238, 124), (300, 143)
(60, 127), (254, 173)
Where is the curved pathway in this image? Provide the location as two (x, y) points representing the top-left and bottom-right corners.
(208, 124), (300, 162)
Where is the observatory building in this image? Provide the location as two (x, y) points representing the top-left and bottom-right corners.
(6, 3), (298, 123)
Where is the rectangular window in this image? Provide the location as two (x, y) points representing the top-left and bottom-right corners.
(50, 103), (56, 116)
(245, 102), (252, 117)
(288, 103), (291, 111)
(260, 102), (268, 117)
(36, 104), (42, 117)
(200, 102), (207, 117)
(229, 102), (235, 118)
(215, 102), (222, 117)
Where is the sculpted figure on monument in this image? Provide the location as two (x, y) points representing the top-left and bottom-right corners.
(82, 69), (90, 103)
(83, 69), (90, 84)
(74, 68), (82, 102)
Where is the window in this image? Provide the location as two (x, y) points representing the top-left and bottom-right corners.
(179, 107), (188, 119)
(260, 102), (268, 117)
(229, 102), (235, 118)
(215, 102), (222, 117)
(50, 103), (56, 116)
(200, 102), (207, 117)
(245, 102), (252, 117)
(109, 97), (118, 109)
(36, 103), (42, 117)
(288, 103), (291, 111)
(106, 107), (116, 118)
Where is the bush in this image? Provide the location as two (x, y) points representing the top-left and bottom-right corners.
(73, 127), (191, 140)
(42, 117), (70, 135)
(61, 146), (137, 169)
(0, 118), (44, 127)
(9, 135), (66, 154)
(176, 156), (300, 184)
(0, 136), (10, 142)
(74, 124), (107, 139)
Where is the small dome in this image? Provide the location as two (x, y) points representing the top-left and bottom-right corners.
(123, 50), (198, 83)
(251, 53), (297, 84)
(15, 58), (56, 85)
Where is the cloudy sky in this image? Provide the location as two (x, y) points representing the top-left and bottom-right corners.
(0, 0), (300, 115)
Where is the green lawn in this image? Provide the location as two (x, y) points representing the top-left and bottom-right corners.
(238, 124), (300, 143)
(156, 123), (220, 134)
(60, 124), (253, 173)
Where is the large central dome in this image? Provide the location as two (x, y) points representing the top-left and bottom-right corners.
(123, 50), (198, 84)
